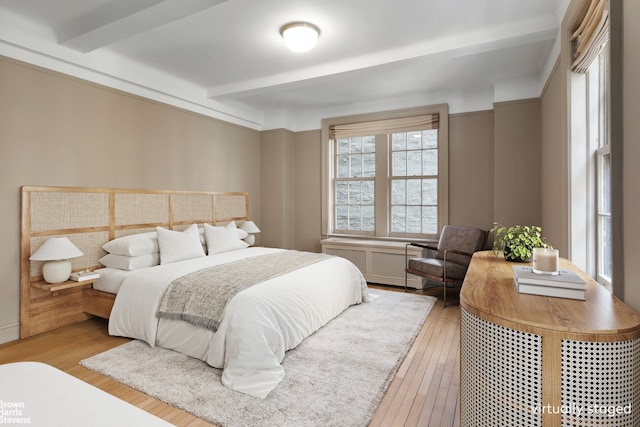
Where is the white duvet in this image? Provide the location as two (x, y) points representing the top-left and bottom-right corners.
(108, 247), (369, 398)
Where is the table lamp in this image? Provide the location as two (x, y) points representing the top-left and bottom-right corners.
(240, 221), (261, 246)
(29, 237), (84, 283)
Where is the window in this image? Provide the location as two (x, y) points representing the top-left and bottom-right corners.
(570, 45), (611, 291)
(567, 0), (612, 292)
(390, 130), (439, 235)
(335, 135), (376, 232)
(322, 106), (448, 240)
(589, 48), (612, 289)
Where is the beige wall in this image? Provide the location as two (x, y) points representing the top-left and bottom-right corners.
(260, 129), (296, 249)
(493, 99), (542, 228)
(260, 127), (377, 254)
(540, 61), (568, 255)
(622, 0), (640, 312)
(0, 56), (261, 342)
(294, 130), (323, 253)
(448, 110), (495, 231)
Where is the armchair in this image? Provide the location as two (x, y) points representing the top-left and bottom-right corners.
(405, 225), (487, 307)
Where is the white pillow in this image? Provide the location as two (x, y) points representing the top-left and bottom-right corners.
(201, 223), (248, 240)
(236, 226), (249, 240)
(204, 222), (248, 255)
(99, 253), (160, 271)
(102, 231), (158, 256)
(157, 224), (206, 264)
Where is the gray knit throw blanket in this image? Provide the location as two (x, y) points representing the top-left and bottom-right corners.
(156, 251), (334, 332)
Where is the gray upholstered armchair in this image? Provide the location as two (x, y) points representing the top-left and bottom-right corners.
(405, 225), (487, 307)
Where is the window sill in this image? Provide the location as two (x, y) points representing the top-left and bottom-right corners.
(324, 235), (437, 246)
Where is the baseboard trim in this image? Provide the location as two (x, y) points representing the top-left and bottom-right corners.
(0, 322), (19, 344)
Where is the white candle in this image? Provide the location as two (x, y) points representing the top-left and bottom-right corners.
(532, 248), (559, 275)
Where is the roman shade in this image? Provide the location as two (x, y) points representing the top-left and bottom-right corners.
(329, 114), (439, 139)
(571, 0), (609, 73)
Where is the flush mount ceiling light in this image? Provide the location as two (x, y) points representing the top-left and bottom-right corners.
(280, 22), (320, 53)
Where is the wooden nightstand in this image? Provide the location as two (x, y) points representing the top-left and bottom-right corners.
(31, 278), (97, 296)
(24, 278), (99, 336)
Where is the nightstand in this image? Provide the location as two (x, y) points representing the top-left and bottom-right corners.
(31, 278), (97, 296)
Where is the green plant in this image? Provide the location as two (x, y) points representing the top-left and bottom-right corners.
(490, 224), (550, 261)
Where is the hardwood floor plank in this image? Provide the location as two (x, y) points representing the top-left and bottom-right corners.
(393, 314), (449, 425)
(440, 383), (460, 427)
(370, 314), (439, 425)
(368, 285), (460, 427)
(0, 285), (461, 427)
(404, 310), (453, 425)
(370, 305), (445, 426)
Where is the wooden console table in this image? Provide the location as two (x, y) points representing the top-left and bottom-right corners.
(460, 251), (640, 427)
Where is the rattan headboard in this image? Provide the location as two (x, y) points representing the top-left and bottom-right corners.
(20, 185), (249, 337)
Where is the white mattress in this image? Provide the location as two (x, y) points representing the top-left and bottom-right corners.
(0, 361), (172, 426)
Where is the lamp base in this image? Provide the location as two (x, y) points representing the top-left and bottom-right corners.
(42, 260), (72, 283)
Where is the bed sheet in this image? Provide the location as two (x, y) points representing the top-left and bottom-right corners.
(108, 247), (369, 398)
(93, 267), (135, 294)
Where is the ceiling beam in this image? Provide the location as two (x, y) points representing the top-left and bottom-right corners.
(58, 0), (228, 53)
(207, 14), (558, 100)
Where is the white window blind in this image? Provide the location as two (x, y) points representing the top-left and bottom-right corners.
(571, 0), (609, 73)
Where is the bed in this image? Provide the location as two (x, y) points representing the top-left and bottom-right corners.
(20, 186), (369, 398)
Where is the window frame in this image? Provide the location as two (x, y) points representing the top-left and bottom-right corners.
(563, 0), (622, 299)
(569, 39), (612, 291)
(596, 145), (612, 288)
(333, 135), (377, 236)
(388, 129), (440, 237)
(593, 46), (612, 289)
(321, 105), (449, 241)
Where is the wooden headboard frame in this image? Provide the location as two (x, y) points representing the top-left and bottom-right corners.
(20, 185), (249, 338)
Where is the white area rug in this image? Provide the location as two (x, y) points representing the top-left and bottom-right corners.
(81, 290), (436, 427)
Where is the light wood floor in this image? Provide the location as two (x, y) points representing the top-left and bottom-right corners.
(0, 285), (460, 427)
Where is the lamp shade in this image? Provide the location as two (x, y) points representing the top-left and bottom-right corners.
(240, 221), (260, 246)
(30, 237), (83, 284)
(280, 22), (320, 53)
(30, 237), (83, 261)
(240, 221), (261, 234)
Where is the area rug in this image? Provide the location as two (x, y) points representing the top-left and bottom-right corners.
(80, 290), (436, 427)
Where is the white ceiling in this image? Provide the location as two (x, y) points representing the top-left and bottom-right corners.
(0, 0), (567, 131)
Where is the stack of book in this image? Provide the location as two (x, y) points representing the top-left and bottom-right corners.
(69, 271), (101, 282)
(512, 266), (586, 300)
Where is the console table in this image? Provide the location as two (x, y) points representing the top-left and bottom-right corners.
(460, 251), (640, 427)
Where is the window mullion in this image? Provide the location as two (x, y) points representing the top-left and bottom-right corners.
(375, 134), (389, 237)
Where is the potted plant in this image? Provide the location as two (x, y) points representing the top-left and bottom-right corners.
(490, 224), (550, 262)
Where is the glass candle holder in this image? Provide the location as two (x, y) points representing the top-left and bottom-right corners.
(532, 248), (559, 275)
